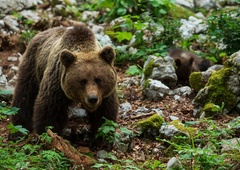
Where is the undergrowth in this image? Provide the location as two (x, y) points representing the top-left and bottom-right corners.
(0, 103), (71, 170)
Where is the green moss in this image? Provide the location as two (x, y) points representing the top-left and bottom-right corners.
(143, 59), (158, 80)
(201, 102), (218, 117)
(189, 72), (205, 92)
(164, 120), (197, 156)
(142, 79), (151, 90)
(194, 67), (238, 117)
(168, 120), (197, 137)
(206, 68), (237, 112)
(136, 114), (165, 131)
(169, 4), (195, 19)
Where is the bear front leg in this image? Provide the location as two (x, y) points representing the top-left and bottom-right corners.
(89, 91), (118, 148)
(33, 78), (72, 135)
(11, 61), (39, 133)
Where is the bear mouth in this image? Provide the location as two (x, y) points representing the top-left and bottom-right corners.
(82, 101), (100, 113)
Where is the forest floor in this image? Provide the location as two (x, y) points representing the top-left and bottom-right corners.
(0, 32), (236, 168)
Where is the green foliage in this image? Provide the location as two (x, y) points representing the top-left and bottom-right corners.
(7, 124), (29, 135)
(126, 65), (142, 76)
(92, 152), (165, 169)
(0, 140), (70, 170)
(162, 119), (238, 169)
(211, 102), (224, 113)
(0, 104), (70, 169)
(106, 15), (146, 44)
(96, 117), (119, 144)
(0, 103), (19, 118)
(114, 16), (180, 63)
(95, 0), (175, 21)
(0, 103), (29, 135)
(207, 8), (240, 56)
(96, 117), (132, 145)
(115, 31), (133, 42)
(65, 5), (81, 17)
(20, 30), (37, 45)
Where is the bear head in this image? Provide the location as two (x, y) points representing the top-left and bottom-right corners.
(174, 56), (194, 82)
(60, 46), (117, 112)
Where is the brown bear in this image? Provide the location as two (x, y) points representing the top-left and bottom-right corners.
(169, 48), (212, 84)
(10, 24), (118, 144)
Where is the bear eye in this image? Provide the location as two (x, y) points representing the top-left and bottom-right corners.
(79, 79), (87, 86)
(95, 78), (102, 85)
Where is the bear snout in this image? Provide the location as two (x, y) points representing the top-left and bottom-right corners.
(88, 95), (98, 105)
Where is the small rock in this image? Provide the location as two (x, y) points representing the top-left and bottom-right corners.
(174, 94), (181, 101)
(152, 108), (165, 117)
(82, 11), (100, 23)
(167, 157), (182, 170)
(119, 102), (132, 113)
(3, 16), (20, 32)
(175, 0), (194, 8)
(169, 86), (192, 96)
(69, 108), (87, 118)
(20, 10), (41, 23)
(143, 79), (170, 100)
(135, 107), (149, 114)
(179, 16), (208, 39)
(128, 47), (138, 54)
(95, 34), (113, 47)
(159, 125), (180, 137)
(7, 56), (18, 62)
(169, 115), (179, 121)
(221, 138), (240, 153)
(152, 147), (160, 154)
(91, 25), (104, 35)
(0, 20), (5, 27)
(96, 150), (108, 159)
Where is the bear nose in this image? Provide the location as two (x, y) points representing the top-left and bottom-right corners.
(88, 95), (98, 105)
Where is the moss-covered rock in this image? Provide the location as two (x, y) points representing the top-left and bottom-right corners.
(189, 72), (205, 92)
(168, 120), (197, 137)
(193, 51), (240, 117)
(142, 78), (151, 90)
(196, 68), (237, 117)
(190, 65), (224, 92)
(136, 114), (165, 139)
(162, 120), (197, 156)
(200, 102), (219, 117)
(142, 59), (158, 80)
(169, 4), (196, 19)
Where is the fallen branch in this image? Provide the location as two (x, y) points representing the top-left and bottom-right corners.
(130, 112), (155, 119)
(47, 129), (95, 167)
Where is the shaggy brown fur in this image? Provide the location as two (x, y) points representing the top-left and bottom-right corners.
(169, 49), (212, 84)
(10, 24), (118, 143)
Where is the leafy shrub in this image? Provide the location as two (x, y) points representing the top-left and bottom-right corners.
(92, 152), (165, 169)
(207, 8), (240, 56)
(95, 0), (175, 21)
(126, 65), (142, 76)
(162, 119), (239, 169)
(0, 104), (71, 170)
(96, 117), (132, 145)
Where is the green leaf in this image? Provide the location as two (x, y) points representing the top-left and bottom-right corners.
(0, 105), (19, 116)
(119, 127), (132, 135)
(7, 124), (29, 135)
(126, 65), (142, 76)
(115, 31), (132, 42)
(159, 9), (167, 14)
(117, 8), (127, 16)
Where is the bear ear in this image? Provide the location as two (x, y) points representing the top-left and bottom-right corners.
(60, 49), (76, 68)
(99, 46), (116, 65)
(189, 57), (194, 65)
(175, 58), (182, 67)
